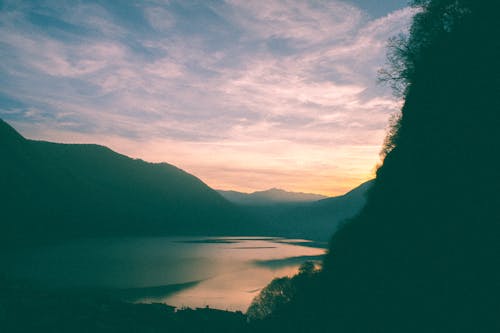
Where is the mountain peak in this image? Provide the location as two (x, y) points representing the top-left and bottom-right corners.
(255, 188), (327, 203)
(260, 188), (286, 193)
(218, 188), (327, 205)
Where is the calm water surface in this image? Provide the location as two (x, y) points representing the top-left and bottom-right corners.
(6, 237), (326, 311)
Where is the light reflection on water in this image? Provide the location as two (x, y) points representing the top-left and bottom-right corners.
(6, 237), (326, 312)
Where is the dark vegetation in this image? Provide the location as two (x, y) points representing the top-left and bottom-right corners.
(247, 261), (319, 321)
(251, 0), (500, 332)
(0, 278), (248, 333)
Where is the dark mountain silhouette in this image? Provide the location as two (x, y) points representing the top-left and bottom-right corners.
(253, 1), (500, 332)
(0, 119), (251, 247)
(236, 180), (373, 241)
(1, 119), (373, 245)
(218, 188), (326, 205)
(311, 179), (373, 212)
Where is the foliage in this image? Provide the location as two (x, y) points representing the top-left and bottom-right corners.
(256, 1), (500, 332)
(246, 261), (319, 321)
(246, 277), (294, 321)
(380, 111), (401, 158)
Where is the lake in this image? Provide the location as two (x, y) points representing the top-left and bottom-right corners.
(4, 237), (326, 312)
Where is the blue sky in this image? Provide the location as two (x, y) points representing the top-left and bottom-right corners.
(0, 0), (415, 195)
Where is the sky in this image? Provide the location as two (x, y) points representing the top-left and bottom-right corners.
(0, 0), (416, 196)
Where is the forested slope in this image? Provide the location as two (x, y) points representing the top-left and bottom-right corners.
(254, 1), (500, 332)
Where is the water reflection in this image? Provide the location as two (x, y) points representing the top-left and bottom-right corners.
(5, 237), (325, 311)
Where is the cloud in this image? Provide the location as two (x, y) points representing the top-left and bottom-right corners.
(145, 6), (176, 32)
(0, 0), (415, 195)
(218, 0), (365, 44)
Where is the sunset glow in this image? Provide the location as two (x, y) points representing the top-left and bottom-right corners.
(0, 0), (415, 196)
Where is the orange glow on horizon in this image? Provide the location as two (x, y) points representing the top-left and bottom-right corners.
(14, 122), (381, 197)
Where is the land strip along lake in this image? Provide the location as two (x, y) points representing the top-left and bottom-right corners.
(4, 237), (326, 311)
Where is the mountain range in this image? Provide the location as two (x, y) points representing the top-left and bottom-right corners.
(0, 119), (371, 245)
(217, 188), (327, 205)
(238, 179), (374, 241)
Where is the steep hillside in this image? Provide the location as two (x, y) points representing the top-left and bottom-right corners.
(0, 120), (249, 246)
(255, 1), (500, 332)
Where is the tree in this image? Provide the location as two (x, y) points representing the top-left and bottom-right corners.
(247, 262), (319, 321)
(257, 1), (500, 332)
(246, 277), (294, 321)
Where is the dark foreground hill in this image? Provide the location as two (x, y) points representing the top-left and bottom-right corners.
(0, 119), (249, 246)
(252, 1), (500, 332)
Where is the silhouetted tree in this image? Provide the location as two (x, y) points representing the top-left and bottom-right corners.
(256, 1), (500, 332)
(247, 262), (319, 321)
(247, 277), (294, 321)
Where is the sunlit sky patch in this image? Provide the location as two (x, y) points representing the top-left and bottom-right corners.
(0, 0), (415, 196)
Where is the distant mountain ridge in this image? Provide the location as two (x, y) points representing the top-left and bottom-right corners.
(231, 180), (374, 241)
(218, 188), (327, 205)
